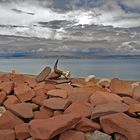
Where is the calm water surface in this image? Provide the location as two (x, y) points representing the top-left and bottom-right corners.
(0, 58), (139, 80)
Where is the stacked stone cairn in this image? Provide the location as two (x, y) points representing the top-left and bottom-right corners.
(0, 63), (140, 140)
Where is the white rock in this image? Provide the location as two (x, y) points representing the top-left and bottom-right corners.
(85, 75), (96, 82)
(97, 78), (111, 88)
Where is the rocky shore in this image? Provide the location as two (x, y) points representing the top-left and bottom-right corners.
(0, 64), (140, 140)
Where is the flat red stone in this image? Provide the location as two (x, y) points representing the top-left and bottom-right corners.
(91, 102), (129, 119)
(0, 110), (24, 129)
(14, 84), (35, 102)
(0, 81), (14, 94)
(89, 91), (122, 106)
(29, 113), (81, 139)
(110, 78), (133, 96)
(0, 91), (6, 105)
(75, 118), (100, 132)
(64, 100), (92, 118)
(3, 95), (21, 109)
(43, 98), (72, 110)
(9, 103), (33, 119)
(36, 66), (51, 82)
(15, 123), (30, 140)
(0, 129), (15, 140)
(47, 89), (68, 98)
(59, 130), (86, 140)
(100, 113), (140, 140)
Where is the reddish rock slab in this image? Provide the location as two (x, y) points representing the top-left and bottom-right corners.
(29, 113), (81, 139)
(132, 86), (140, 101)
(9, 103), (33, 119)
(91, 102), (129, 119)
(68, 92), (92, 103)
(0, 91), (6, 105)
(47, 89), (68, 98)
(14, 84), (35, 102)
(59, 130), (86, 140)
(36, 66), (51, 82)
(110, 78), (133, 96)
(24, 75), (37, 88)
(34, 83), (56, 96)
(32, 95), (47, 106)
(100, 113), (140, 140)
(75, 118), (100, 132)
(128, 103), (140, 113)
(0, 129), (15, 140)
(40, 106), (54, 116)
(0, 73), (11, 83)
(0, 81), (14, 94)
(122, 97), (140, 105)
(0, 110), (24, 129)
(64, 101), (92, 118)
(33, 106), (53, 119)
(89, 91), (122, 106)
(15, 123), (30, 140)
(12, 74), (25, 85)
(3, 95), (21, 109)
(43, 98), (72, 110)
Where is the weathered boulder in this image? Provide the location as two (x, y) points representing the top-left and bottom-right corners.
(43, 98), (72, 110)
(100, 113), (140, 140)
(0, 110), (24, 129)
(75, 118), (100, 132)
(110, 78), (133, 96)
(91, 102), (129, 119)
(132, 86), (140, 101)
(64, 100), (92, 118)
(29, 113), (81, 139)
(47, 89), (68, 99)
(15, 123), (30, 140)
(89, 91), (122, 106)
(59, 130), (86, 140)
(9, 103), (33, 119)
(0, 129), (15, 140)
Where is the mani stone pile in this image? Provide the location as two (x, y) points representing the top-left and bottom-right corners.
(0, 66), (140, 140)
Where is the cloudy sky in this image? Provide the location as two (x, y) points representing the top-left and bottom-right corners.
(0, 0), (140, 54)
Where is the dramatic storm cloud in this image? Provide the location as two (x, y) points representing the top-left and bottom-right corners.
(0, 0), (140, 54)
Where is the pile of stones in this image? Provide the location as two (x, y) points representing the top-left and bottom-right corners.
(0, 66), (140, 140)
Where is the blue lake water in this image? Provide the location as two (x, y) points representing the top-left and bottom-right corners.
(0, 58), (139, 81)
